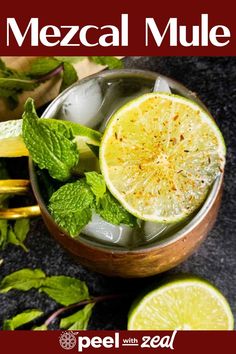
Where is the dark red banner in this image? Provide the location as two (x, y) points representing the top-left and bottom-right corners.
(0, 330), (236, 353)
(0, 0), (235, 55)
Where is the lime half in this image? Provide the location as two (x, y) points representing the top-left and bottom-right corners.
(128, 277), (234, 330)
(100, 93), (226, 223)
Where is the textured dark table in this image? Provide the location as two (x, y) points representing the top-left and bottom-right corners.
(0, 57), (235, 329)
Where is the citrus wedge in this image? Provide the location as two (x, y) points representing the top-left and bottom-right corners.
(100, 93), (226, 223)
(128, 277), (234, 330)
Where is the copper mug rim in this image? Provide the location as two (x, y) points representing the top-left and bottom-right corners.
(28, 69), (224, 255)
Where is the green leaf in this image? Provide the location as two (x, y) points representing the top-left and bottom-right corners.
(60, 303), (94, 330)
(40, 275), (89, 306)
(14, 219), (30, 244)
(33, 324), (48, 330)
(55, 57), (86, 64)
(22, 98), (79, 181)
(0, 268), (46, 293)
(40, 118), (101, 142)
(89, 56), (123, 69)
(85, 172), (106, 203)
(0, 220), (8, 249)
(3, 309), (43, 330)
(0, 77), (37, 91)
(97, 192), (137, 227)
(60, 62), (78, 92)
(28, 57), (61, 77)
(7, 228), (29, 252)
(7, 220), (29, 252)
(48, 180), (94, 237)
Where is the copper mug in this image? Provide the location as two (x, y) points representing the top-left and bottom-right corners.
(27, 69), (223, 278)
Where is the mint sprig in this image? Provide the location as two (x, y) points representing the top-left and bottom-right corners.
(48, 172), (136, 237)
(0, 57), (79, 110)
(0, 268), (128, 330)
(22, 98), (79, 182)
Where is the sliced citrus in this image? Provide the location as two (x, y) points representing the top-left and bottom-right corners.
(128, 277), (234, 330)
(0, 119), (28, 157)
(100, 93), (226, 223)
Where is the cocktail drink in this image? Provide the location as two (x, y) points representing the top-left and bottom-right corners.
(29, 69), (225, 277)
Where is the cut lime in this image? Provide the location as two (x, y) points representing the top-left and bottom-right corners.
(0, 119), (28, 157)
(100, 93), (226, 223)
(128, 277), (234, 330)
(0, 118), (101, 162)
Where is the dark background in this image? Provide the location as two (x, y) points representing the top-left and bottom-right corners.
(0, 56), (235, 329)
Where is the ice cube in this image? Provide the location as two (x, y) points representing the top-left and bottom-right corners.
(153, 77), (171, 93)
(61, 79), (103, 128)
(143, 221), (169, 243)
(82, 213), (134, 247)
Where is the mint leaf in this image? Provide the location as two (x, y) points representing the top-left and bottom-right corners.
(89, 56), (123, 69)
(0, 77), (37, 91)
(48, 180), (94, 236)
(22, 98), (79, 181)
(40, 119), (74, 140)
(85, 172), (106, 203)
(40, 118), (101, 142)
(60, 62), (78, 92)
(7, 219), (30, 252)
(28, 57), (61, 77)
(0, 220), (8, 249)
(85, 172), (136, 226)
(55, 57), (86, 64)
(8, 227), (28, 252)
(97, 192), (136, 227)
(60, 303), (94, 330)
(40, 276), (89, 306)
(14, 219), (30, 244)
(0, 269), (46, 293)
(3, 309), (43, 330)
(33, 324), (48, 330)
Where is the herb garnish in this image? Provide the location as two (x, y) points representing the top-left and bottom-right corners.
(0, 56), (123, 110)
(0, 268), (128, 330)
(0, 57), (78, 110)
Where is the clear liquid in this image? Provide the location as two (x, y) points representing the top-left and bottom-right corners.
(49, 74), (195, 250)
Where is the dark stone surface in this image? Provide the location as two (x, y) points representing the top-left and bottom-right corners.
(0, 57), (235, 329)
